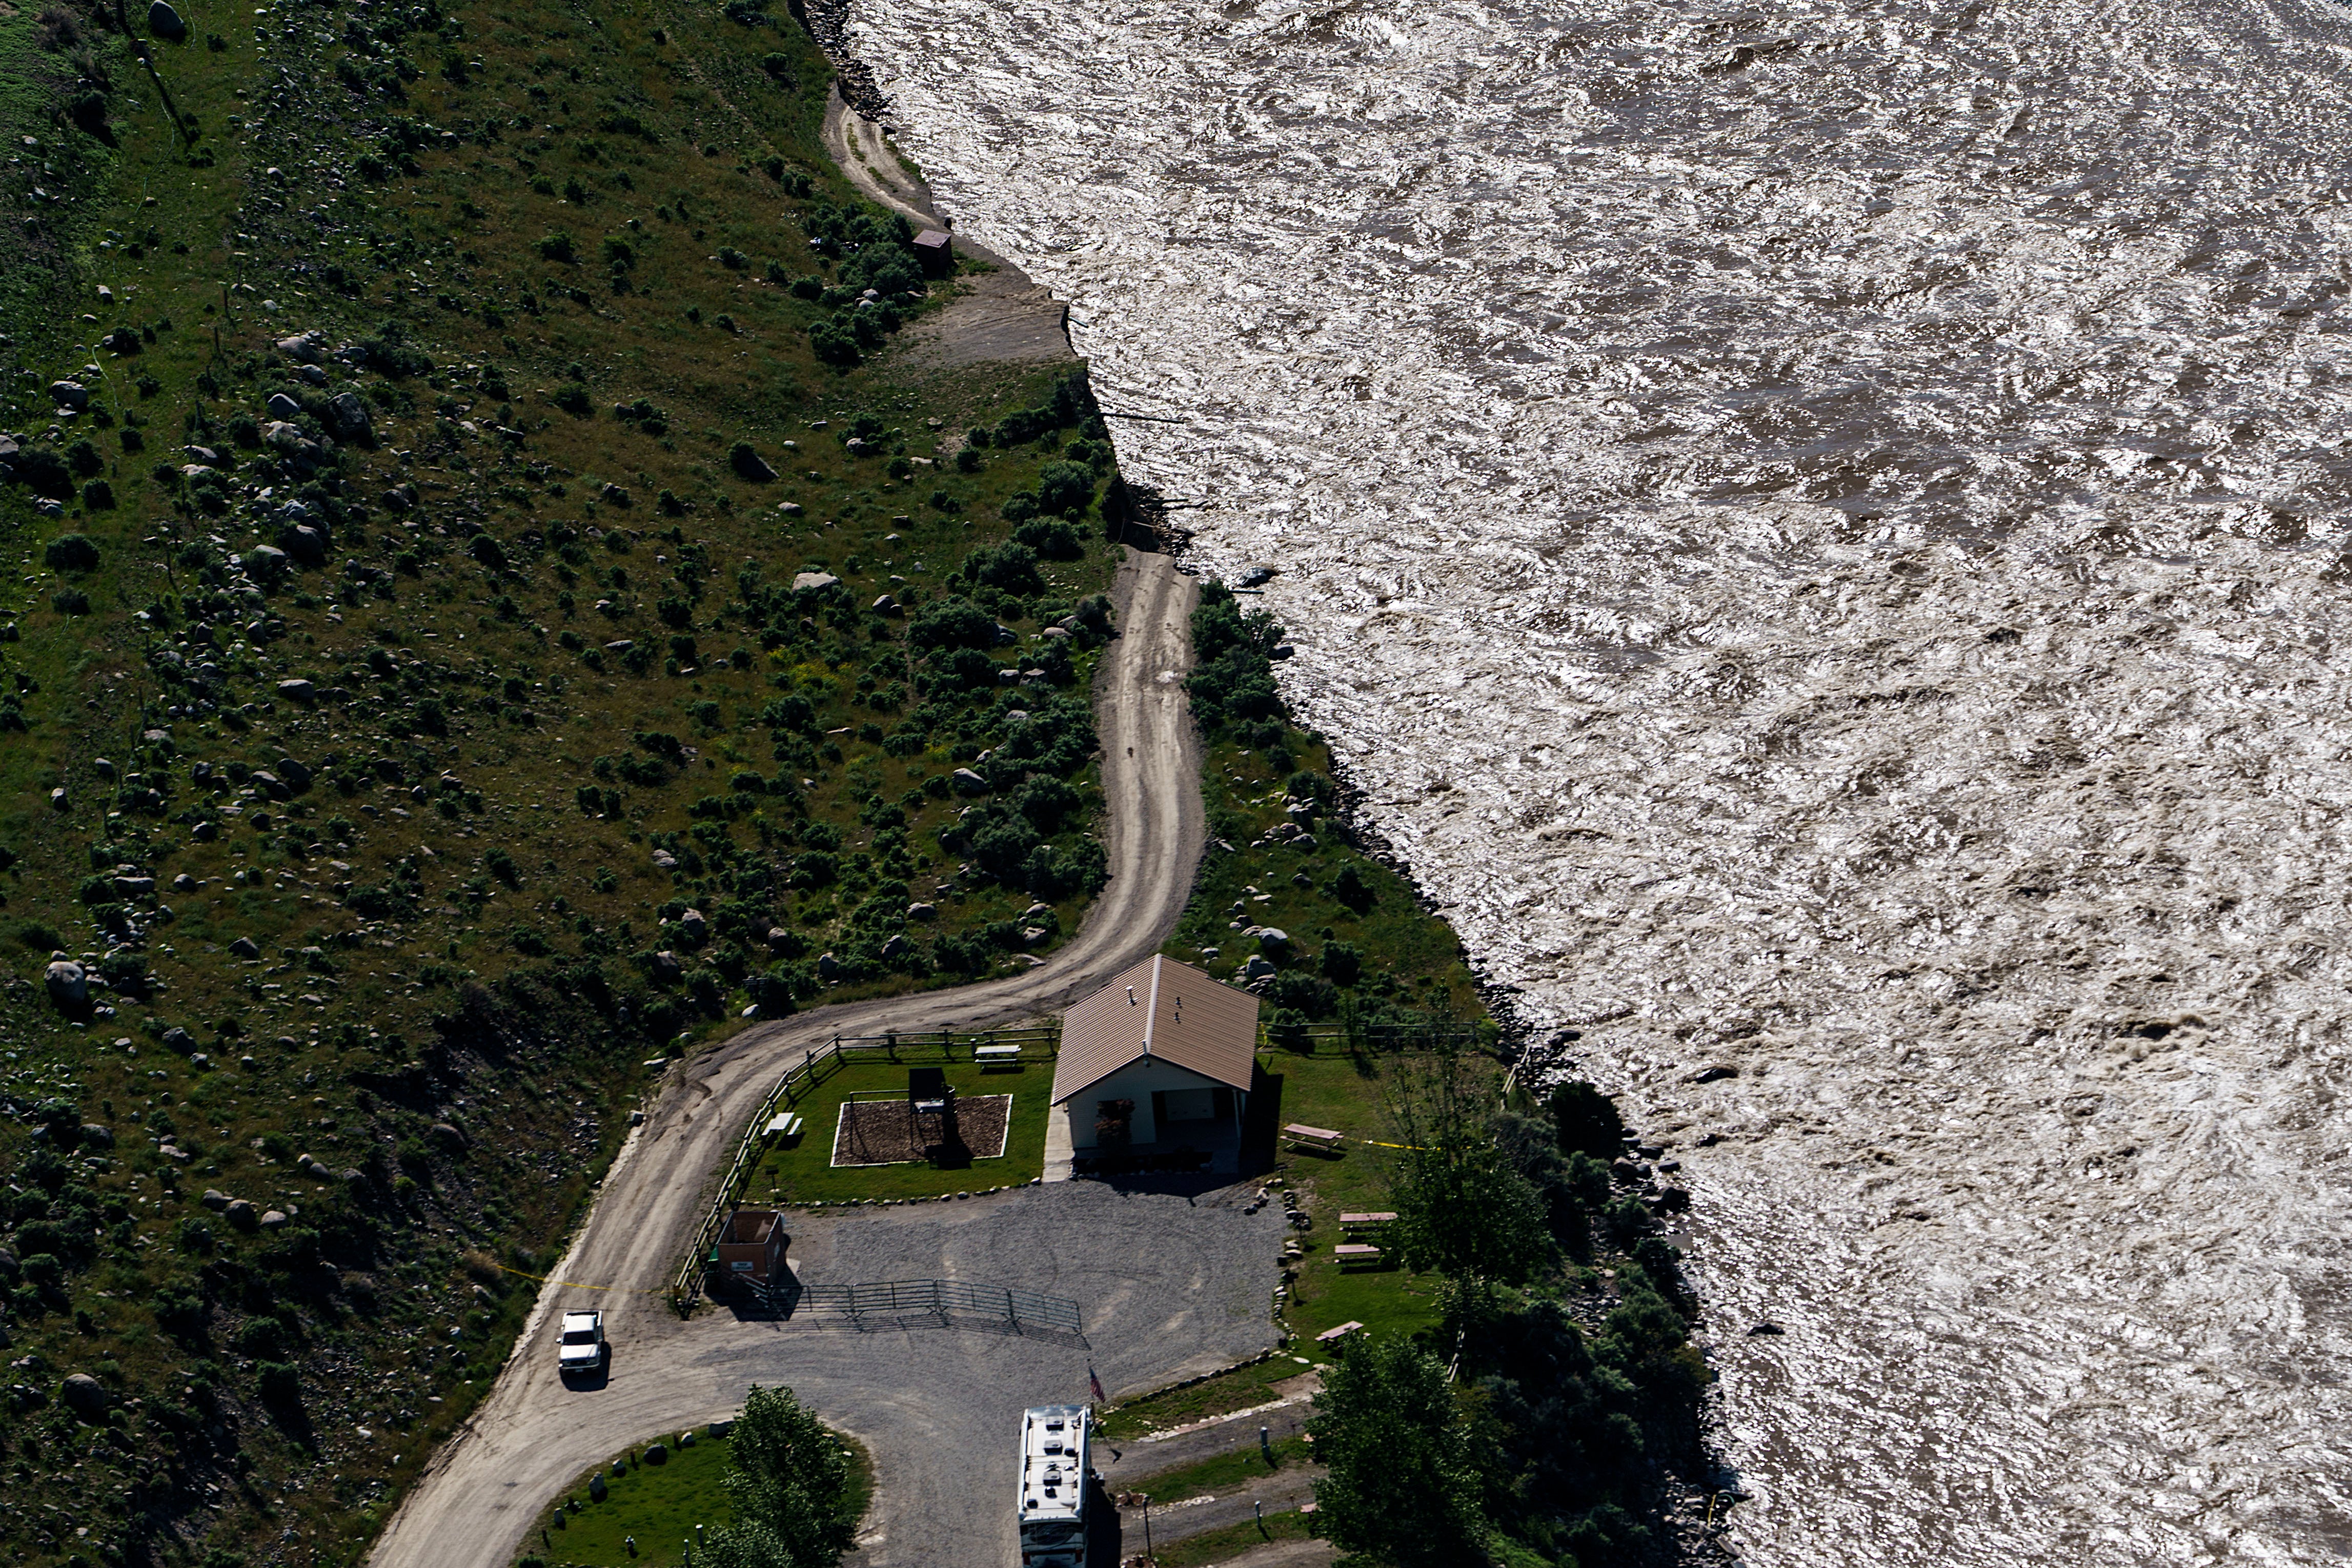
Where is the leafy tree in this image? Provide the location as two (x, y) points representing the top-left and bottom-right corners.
(1384, 1053), (1553, 1292)
(724, 1383), (856, 1566)
(1309, 1338), (1488, 1568)
(1036, 460), (1094, 517)
(1546, 1081), (1624, 1160)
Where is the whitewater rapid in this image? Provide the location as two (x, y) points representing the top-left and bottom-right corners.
(845, 0), (2352, 1560)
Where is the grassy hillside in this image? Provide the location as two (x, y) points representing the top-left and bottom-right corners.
(0, 0), (1128, 1563)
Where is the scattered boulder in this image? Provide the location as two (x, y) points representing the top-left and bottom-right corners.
(276, 678), (316, 702)
(225, 1198), (259, 1230)
(1255, 927), (1291, 953)
(906, 902), (936, 922)
(815, 952), (840, 980)
(651, 848), (678, 871)
(950, 767), (988, 795)
(49, 381), (89, 411)
(677, 908), (708, 943)
(161, 1026), (194, 1052)
(792, 572), (840, 593)
(266, 392), (302, 420)
(328, 392), (373, 442)
(644, 1442), (668, 1465)
(426, 1122), (468, 1151)
(158, 1143), (191, 1163)
(249, 543), (289, 576)
(648, 951), (682, 982)
(274, 332), (326, 364)
(259, 1210), (288, 1229)
(43, 960), (87, 1010)
(77, 1124), (113, 1150)
(1242, 955), (1277, 981)
(778, 501), (803, 517)
(871, 594), (898, 615)
(1747, 1321), (1786, 1336)
(229, 937), (260, 958)
(880, 933), (908, 960)
(1687, 1064), (1739, 1084)
(59, 1374), (107, 1419)
(201, 1190), (231, 1210)
(729, 444), (778, 482)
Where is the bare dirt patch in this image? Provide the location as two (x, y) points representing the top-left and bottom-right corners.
(832, 1094), (1013, 1167)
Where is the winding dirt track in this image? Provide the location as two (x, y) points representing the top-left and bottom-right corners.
(368, 549), (1204, 1568)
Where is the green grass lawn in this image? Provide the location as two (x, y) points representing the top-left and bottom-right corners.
(516, 1428), (871, 1568)
(1151, 1508), (1319, 1568)
(1127, 1436), (1313, 1506)
(742, 1057), (1049, 1203)
(1254, 1050), (1449, 1346)
(1099, 1355), (1314, 1442)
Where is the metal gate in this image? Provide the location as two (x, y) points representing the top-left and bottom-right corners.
(786, 1278), (1082, 1336)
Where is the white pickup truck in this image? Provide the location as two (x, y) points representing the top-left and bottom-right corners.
(557, 1310), (605, 1373)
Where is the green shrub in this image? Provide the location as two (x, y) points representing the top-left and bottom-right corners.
(44, 534), (100, 574)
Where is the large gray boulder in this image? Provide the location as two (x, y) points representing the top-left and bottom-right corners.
(48, 381), (89, 411)
(43, 960), (87, 1009)
(148, 1), (189, 40)
(59, 1374), (107, 1419)
(329, 391), (372, 441)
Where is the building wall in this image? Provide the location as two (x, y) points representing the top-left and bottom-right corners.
(1064, 1057), (1245, 1149)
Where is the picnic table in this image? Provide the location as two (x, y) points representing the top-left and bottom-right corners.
(1333, 1244), (1385, 1270)
(1339, 1211), (1397, 1227)
(764, 1112), (805, 1141)
(1316, 1320), (1365, 1345)
(1283, 1123), (1344, 1153)
(975, 1044), (1022, 1068)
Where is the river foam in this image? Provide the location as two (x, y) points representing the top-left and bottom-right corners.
(846, 0), (2352, 1559)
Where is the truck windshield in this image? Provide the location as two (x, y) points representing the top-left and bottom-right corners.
(560, 1328), (596, 1343)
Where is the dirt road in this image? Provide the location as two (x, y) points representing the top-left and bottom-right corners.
(367, 549), (1207, 1568)
(823, 87), (1077, 372)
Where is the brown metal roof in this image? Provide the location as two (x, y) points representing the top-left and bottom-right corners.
(1052, 955), (1259, 1105)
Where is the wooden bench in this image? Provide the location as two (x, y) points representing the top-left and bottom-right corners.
(1283, 1123), (1344, 1155)
(975, 1044), (1023, 1068)
(1333, 1244), (1384, 1270)
(1316, 1320), (1364, 1345)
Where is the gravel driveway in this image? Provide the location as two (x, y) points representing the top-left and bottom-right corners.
(692, 1182), (1287, 1567)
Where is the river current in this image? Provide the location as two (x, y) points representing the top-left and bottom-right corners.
(842, 0), (2352, 1560)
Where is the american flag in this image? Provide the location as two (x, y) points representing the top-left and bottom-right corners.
(1088, 1366), (1106, 1403)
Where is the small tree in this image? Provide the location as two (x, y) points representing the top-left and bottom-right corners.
(1309, 1337), (1487, 1568)
(1384, 1052), (1553, 1292)
(724, 1383), (855, 1567)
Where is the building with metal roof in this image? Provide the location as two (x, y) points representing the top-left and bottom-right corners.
(1050, 955), (1258, 1171)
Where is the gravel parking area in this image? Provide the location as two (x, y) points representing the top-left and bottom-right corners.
(691, 1180), (1286, 1568)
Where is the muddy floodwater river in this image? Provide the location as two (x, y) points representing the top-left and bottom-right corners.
(842, 0), (2352, 1560)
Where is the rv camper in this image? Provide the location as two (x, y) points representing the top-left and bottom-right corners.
(1017, 1403), (1090, 1567)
